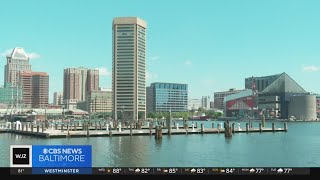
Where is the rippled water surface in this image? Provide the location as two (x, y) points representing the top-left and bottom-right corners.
(1, 121), (320, 167)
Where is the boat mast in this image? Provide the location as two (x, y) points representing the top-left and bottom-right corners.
(250, 76), (256, 125)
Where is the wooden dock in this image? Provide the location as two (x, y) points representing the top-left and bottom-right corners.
(0, 121), (287, 138)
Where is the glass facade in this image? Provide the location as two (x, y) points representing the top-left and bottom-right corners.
(245, 74), (281, 93)
(259, 73), (308, 119)
(147, 83), (188, 112)
(0, 83), (23, 107)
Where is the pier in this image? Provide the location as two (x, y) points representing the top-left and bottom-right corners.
(0, 120), (287, 138)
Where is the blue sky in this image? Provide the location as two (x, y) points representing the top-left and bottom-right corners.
(1, 0), (320, 103)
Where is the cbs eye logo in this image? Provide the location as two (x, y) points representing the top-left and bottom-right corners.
(10, 145), (32, 167)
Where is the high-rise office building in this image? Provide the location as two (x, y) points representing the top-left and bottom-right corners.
(87, 69), (99, 93)
(63, 67), (99, 102)
(20, 71), (49, 108)
(112, 17), (147, 121)
(201, 96), (211, 110)
(146, 83), (188, 113)
(53, 92), (63, 105)
(4, 47), (31, 87)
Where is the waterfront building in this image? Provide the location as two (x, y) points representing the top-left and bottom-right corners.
(85, 89), (113, 114)
(257, 72), (309, 119)
(146, 82), (188, 113)
(53, 92), (63, 105)
(317, 96), (320, 118)
(64, 99), (78, 109)
(214, 88), (246, 110)
(63, 67), (99, 102)
(112, 17), (147, 120)
(210, 101), (214, 109)
(201, 96), (211, 110)
(223, 89), (255, 117)
(245, 74), (281, 93)
(20, 71), (49, 108)
(4, 47), (31, 87)
(188, 99), (201, 110)
(0, 83), (23, 108)
(288, 95), (316, 121)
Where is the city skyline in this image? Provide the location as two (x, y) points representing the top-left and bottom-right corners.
(1, 0), (320, 104)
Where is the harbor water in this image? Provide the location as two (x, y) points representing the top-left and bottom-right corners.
(1, 120), (319, 167)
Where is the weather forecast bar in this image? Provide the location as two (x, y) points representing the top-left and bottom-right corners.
(9, 167), (311, 175)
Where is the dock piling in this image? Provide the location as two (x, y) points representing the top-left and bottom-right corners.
(31, 124), (34, 132)
(201, 123), (204, 134)
(41, 123), (44, 133)
(36, 125), (39, 133)
(224, 122), (232, 138)
(232, 123), (235, 133)
(259, 123), (262, 133)
(272, 123), (275, 132)
(86, 124), (90, 137)
(67, 124), (70, 137)
(155, 125), (163, 139)
(246, 123), (249, 133)
(284, 122), (288, 132)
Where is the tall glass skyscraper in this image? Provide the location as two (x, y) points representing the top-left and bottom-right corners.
(112, 17), (147, 121)
(147, 83), (188, 113)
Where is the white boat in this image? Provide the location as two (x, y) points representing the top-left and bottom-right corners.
(289, 116), (296, 121)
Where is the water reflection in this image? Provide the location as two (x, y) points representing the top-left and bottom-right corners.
(155, 138), (162, 149)
(225, 137), (232, 144)
(1, 121), (320, 167)
(105, 136), (151, 167)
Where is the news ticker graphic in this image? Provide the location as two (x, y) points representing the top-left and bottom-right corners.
(10, 167), (311, 175)
(10, 145), (92, 174)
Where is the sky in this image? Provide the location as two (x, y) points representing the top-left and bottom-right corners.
(1, 0), (320, 103)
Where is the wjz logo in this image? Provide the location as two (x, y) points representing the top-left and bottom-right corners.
(13, 148), (29, 164)
(10, 145), (32, 167)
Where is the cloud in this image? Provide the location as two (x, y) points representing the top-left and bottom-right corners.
(185, 60), (192, 66)
(146, 71), (158, 80)
(95, 67), (111, 76)
(0, 49), (13, 57)
(0, 48), (41, 59)
(149, 56), (160, 61)
(303, 65), (319, 72)
(27, 52), (41, 59)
